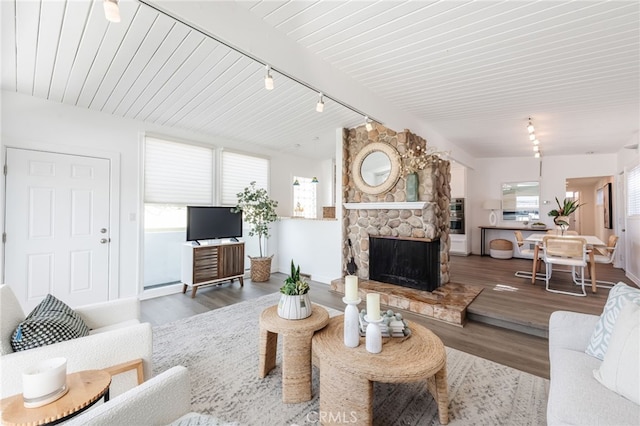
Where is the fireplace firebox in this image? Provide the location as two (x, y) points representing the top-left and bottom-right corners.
(369, 235), (440, 292)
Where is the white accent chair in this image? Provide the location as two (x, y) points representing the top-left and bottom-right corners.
(542, 236), (588, 297)
(0, 284), (153, 399)
(65, 366), (231, 425)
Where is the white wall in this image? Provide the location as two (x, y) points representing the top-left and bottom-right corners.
(274, 218), (341, 285)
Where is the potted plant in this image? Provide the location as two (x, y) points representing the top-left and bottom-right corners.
(232, 181), (279, 282)
(548, 197), (584, 227)
(277, 260), (311, 320)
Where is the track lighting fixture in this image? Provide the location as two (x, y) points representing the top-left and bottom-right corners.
(104, 0), (121, 23)
(364, 116), (373, 131)
(527, 117), (542, 158)
(316, 93), (324, 113)
(527, 118), (535, 134)
(264, 65), (274, 90)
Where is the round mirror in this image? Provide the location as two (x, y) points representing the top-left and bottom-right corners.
(361, 151), (391, 186)
(352, 142), (402, 195)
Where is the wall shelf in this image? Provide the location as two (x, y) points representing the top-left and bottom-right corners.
(343, 202), (429, 210)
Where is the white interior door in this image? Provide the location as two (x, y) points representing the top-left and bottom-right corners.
(5, 148), (111, 312)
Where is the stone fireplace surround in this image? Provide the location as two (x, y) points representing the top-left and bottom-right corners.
(329, 125), (484, 325)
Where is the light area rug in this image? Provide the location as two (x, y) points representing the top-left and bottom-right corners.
(153, 293), (548, 426)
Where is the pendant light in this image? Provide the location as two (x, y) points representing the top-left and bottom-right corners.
(316, 93), (324, 112)
(104, 0), (121, 23)
(264, 65), (274, 90)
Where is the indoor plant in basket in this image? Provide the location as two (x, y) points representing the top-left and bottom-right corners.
(232, 181), (278, 282)
(278, 260), (311, 320)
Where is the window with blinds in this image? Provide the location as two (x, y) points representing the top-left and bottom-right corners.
(221, 151), (270, 205)
(628, 164), (640, 216)
(144, 137), (214, 205)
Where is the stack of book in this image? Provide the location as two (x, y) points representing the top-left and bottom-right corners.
(358, 309), (410, 337)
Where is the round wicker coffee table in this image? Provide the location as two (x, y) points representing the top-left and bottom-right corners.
(312, 315), (448, 425)
(259, 304), (329, 403)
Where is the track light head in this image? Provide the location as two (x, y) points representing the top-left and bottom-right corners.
(527, 118), (535, 134)
(534, 152), (541, 158)
(533, 139), (540, 146)
(364, 116), (373, 131)
(264, 65), (274, 90)
(529, 133), (536, 141)
(316, 93), (324, 112)
(104, 0), (121, 23)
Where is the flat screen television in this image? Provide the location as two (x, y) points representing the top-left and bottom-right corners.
(186, 206), (243, 242)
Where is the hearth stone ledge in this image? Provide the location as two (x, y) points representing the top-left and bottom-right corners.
(330, 278), (483, 327)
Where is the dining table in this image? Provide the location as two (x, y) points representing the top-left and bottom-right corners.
(525, 233), (605, 293)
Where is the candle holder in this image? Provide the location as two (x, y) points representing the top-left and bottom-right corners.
(364, 315), (383, 354)
(342, 297), (361, 348)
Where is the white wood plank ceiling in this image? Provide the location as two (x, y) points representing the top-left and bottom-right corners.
(2, 0), (639, 160)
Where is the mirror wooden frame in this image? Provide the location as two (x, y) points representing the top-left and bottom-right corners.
(351, 142), (402, 195)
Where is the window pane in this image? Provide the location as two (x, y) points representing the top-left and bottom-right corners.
(221, 151), (269, 205)
(628, 164), (640, 216)
(293, 176), (317, 219)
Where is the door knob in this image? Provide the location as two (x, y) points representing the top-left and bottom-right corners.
(100, 228), (108, 234)
(100, 238), (111, 244)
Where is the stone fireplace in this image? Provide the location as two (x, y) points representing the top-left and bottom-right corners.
(341, 125), (451, 285)
(330, 125), (482, 325)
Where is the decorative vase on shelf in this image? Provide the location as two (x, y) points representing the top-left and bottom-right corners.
(406, 172), (419, 202)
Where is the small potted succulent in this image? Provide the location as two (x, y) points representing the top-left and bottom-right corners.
(277, 260), (311, 320)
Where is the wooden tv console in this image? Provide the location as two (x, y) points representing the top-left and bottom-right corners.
(181, 241), (245, 298)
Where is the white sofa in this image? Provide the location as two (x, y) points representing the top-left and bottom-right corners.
(547, 310), (640, 425)
(66, 366), (230, 425)
(0, 284), (153, 399)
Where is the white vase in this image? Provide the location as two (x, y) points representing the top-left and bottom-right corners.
(277, 293), (312, 320)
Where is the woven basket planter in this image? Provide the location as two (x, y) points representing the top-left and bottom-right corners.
(250, 256), (272, 282)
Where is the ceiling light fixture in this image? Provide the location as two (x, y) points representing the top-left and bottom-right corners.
(529, 133), (536, 141)
(104, 0), (121, 23)
(316, 93), (324, 113)
(137, 0), (382, 130)
(533, 146), (539, 152)
(364, 116), (373, 131)
(264, 65), (274, 90)
(527, 118), (535, 134)
(533, 139), (540, 146)
(534, 152), (541, 158)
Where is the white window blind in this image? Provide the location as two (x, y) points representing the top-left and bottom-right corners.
(221, 151), (269, 205)
(145, 137), (213, 205)
(628, 164), (640, 216)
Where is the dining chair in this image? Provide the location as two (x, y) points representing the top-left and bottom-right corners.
(587, 235), (619, 287)
(513, 231), (545, 280)
(546, 229), (578, 236)
(542, 236), (588, 296)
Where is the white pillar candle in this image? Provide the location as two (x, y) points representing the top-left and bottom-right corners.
(366, 293), (380, 321)
(345, 275), (358, 301)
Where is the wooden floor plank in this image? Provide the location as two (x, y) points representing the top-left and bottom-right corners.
(141, 254), (634, 379)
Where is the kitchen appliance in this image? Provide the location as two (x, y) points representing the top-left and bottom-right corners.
(450, 198), (465, 234)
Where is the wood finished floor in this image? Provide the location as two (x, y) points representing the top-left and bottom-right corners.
(141, 254), (633, 380)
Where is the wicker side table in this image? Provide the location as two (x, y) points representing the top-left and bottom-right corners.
(259, 304), (329, 403)
(313, 315), (449, 425)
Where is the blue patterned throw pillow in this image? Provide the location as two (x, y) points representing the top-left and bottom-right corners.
(586, 282), (640, 360)
(10, 294), (90, 352)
